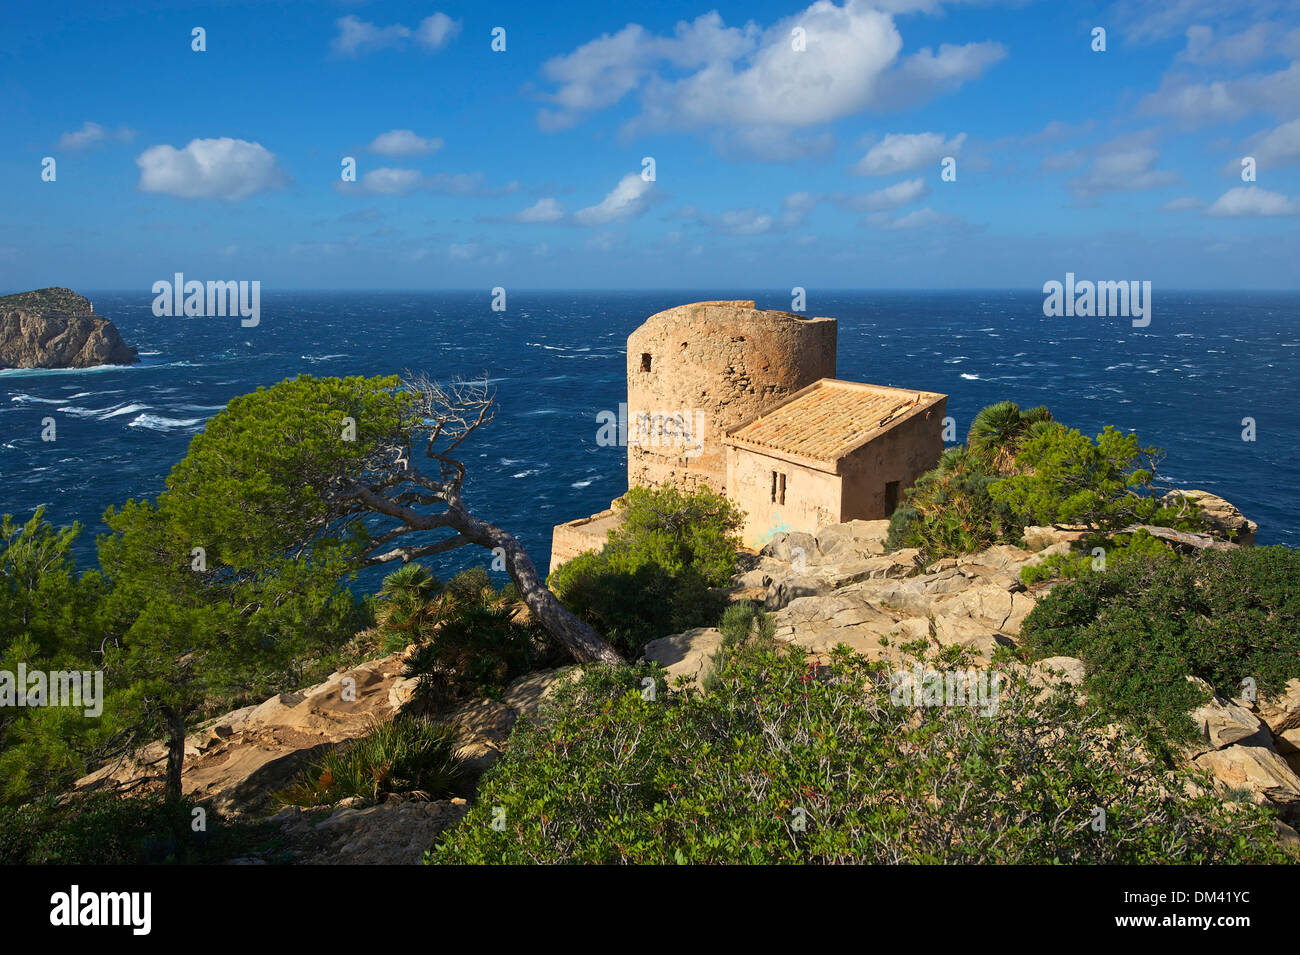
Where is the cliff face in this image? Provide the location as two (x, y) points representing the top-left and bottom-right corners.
(0, 287), (139, 369)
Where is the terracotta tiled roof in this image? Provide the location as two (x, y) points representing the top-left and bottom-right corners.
(724, 379), (944, 464)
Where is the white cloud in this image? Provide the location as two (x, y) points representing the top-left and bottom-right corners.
(842, 177), (929, 211)
(538, 3), (1003, 147)
(1177, 23), (1274, 64)
(340, 169), (517, 197)
(1140, 62), (1300, 127)
(1041, 149), (1085, 173)
(57, 121), (135, 151)
(332, 16), (411, 56)
(780, 191), (819, 226)
(852, 132), (965, 175)
(367, 129), (444, 156)
(1207, 185), (1299, 216)
(1068, 142), (1179, 196)
(703, 209), (776, 235)
(1159, 196), (1206, 212)
(1234, 118), (1300, 172)
(712, 126), (836, 161)
(332, 13), (460, 57)
(512, 198), (565, 223)
(573, 173), (654, 225)
(136, 138), (288, 200)
(353, 168), (425, 195)
(415, 13), (461, 50)
(869, 206), (959, 230)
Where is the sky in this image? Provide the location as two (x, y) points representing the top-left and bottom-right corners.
(2, 0), (1299, 290)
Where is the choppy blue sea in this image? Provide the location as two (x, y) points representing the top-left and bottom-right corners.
(2, 290), (1297, 585)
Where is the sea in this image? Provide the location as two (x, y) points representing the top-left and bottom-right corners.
(2, 290), (1297, 588)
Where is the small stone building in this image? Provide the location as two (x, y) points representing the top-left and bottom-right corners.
(549, 300), (946, 570)
(723, 379), (946, 547)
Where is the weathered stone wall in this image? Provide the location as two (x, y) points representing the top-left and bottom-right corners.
(725, 446), (842, 548)
(838, 399), (947, 522)
(548, 506), (623, 573)
(626, 301), (836, 494)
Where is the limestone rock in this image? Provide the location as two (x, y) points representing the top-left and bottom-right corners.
(1185, 677), (1268, 754)
(1193, 744), (1300, 810)
(1161, 489), (1257, 546)
(759, 531), (819, 565)
(1022, 525), (1089, 552)
(0, 288), (138, 369)
(1257, 678), (1300, 737)
(74, 652), (415, 812)
(814, 520), (891, 561)
(447, 699), (515, 775)
(299, 797), (470, 865)
(640, 627), (725, 690)
(501, 667), (568, 721)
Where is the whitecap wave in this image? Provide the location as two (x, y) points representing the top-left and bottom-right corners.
(128, 413), (205, 432)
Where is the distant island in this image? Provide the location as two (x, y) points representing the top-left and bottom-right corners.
(0, 287), (138, 369)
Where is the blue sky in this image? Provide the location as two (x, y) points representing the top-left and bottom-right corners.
(3, 0), (1299, 289)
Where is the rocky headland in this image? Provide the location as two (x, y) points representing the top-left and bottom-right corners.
(0, 287), (138, 369)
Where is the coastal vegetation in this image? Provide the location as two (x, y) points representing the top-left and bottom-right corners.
(547, 484), (743, 657)
(428, 642), (1290, 865)
(887, 401), (1202, 561)
(1017, 545), (1300, 754)
(3, 380), (1296, 865)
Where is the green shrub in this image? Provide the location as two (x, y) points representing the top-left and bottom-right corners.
(702, 600), (777, 693)
(1018, 546), (1300, 752)
(990, 424), (1200, 534)
(275, 716), (464, 806)
(606, 484), (744, 587)
(1018, 528), (1172, 587)
(548, 484), (742, 656)
(428, 645), (1292, 864)
(383, 566), (559, 711)
(0, 791), (280, 864)
(886, 447), (1021, 560)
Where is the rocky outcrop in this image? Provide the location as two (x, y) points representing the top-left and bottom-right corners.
(75, 653), (419, 812)
(256, 797), (471, 865)
(444, 668), (573, 776)
(1161, 489), (1258, 546)
(0, 287), (138, 369)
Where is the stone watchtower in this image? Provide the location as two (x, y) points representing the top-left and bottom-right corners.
(626, 300), (837, 494)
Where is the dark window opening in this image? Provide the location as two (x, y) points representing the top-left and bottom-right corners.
(771, 470), (786, 505)
(641, 353), (652, 372)
(885, 480), (900, 517)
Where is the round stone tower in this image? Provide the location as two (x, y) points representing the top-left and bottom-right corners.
(626, 300), (837, 494)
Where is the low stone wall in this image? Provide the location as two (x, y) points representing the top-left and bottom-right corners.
(548, 506), (623, 573)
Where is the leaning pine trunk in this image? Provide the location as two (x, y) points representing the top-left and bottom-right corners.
(446, 506), (623, 664)
(159, 704), (186, 802)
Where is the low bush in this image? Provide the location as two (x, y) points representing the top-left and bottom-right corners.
(886, 446), (1021, 560)
(0, 791), (280, 864)
(428, 644), (1292, 864)
(548, 484), (742, 656)
(1018, 546), (1300, 752)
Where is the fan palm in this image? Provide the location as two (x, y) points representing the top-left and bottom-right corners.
(966, 401), (1054, 474)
